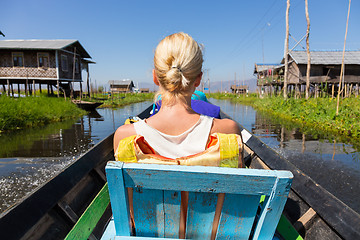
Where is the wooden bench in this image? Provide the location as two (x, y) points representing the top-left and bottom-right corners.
(101, 162), (293, 239)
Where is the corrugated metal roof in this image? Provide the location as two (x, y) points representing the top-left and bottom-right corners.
(287, 50), (360, 65)
(0, 39), (76, 49)
(254, 63), (282, 73)
(0, 39), (91, 58)
(109, 80), (134, 85)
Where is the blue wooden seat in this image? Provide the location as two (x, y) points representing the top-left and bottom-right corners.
(102, 162), (293, 240)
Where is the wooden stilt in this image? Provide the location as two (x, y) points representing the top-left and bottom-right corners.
(349, 84), (353, 97)
(47, 84), (50, 95)
(7, 79), (10, 96)
(11, 83), (14, 97)
(33, 80), (36, 96)
(2, 84), (6, 94)
(50, 85), (54, 95)
(332, 84), (335, 98)
(25, 78), (28, 96)
(80, 82), (83, 101)
(356, 84), (359, 97)
(18, 83), (20, 97)
(39, 83), (42, 94)
(57, 80), (60, 97)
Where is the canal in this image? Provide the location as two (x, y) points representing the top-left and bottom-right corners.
(0, 99), (359, 215)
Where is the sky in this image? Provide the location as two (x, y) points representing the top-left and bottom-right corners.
(1, 0), (359, 91)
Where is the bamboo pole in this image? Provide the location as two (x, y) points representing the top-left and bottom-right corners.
(283, 0), (290, 99)
(305, 0), (311, 100)
(71, 47), (76, 99)
(336, 0), (351, 115)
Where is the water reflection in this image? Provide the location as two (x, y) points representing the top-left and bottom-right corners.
(210, 98), (360, 214)
(0, 101), (152, 212)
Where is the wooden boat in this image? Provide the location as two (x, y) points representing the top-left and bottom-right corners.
(1, 105), (360, 239)
(72, 100), (103, 111)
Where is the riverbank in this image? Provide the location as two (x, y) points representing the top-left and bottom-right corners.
(82, 93), (154, 108)
(0, 96), (86, 132)
(208, 93), (360, 146)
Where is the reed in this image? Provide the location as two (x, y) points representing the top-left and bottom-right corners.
(0, 96), (86, 131)
(208, 93), (360, 142)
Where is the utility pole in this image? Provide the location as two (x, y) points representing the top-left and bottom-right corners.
(283, 0), (290, 99)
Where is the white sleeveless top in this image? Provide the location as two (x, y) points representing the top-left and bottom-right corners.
(133, 115), (214, 159)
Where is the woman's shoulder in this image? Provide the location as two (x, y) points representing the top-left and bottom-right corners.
(211, 118), (241, 135)
(113, 123), (137, 150)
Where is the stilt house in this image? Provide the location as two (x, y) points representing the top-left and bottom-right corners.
(0, 39), (94, 96)
(230, 85), (248, 94)
(254, 50), (360, 96)
(109, 80), (134, 93)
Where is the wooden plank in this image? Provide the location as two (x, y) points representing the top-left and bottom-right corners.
(113, 162), (293, 195)
(294, 208), (317, 231)
(163, 191), (181, 238)
(276, 215), (304, 240)
(220, 110), (360, 239)
(244, 131), (360, 239)
(132, 189), (165, 237)
(0, 133), (114, 240)
(186, 192), (217, 239)
(65, 183), (110, 240)
(106, 162), (132, 237)
(216, 193), (260, 239)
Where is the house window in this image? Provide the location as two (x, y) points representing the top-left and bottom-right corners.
(61, 55), (68, 71)
(12, 52), (24, 67)
(38, 53), (49, 68)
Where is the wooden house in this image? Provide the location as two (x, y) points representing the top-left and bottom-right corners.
(230, 85), (248, 94)
(109, 80), (134, 93)
(140, 88), (149, 93)
(254, 50), (360, 96)
(0, 39), (94, 96)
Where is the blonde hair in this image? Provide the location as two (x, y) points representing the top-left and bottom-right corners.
(154, 32), (203, 105)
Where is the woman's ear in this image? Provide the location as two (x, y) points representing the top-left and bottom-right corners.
(153, 69), (160, 86)
(194, 72), (203, 87)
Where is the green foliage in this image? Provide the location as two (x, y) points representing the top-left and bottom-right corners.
(0, 96), (86, 131)
(82, 92), (154, 108)
(208, 93), (360, 145)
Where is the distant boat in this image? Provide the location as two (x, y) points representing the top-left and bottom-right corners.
(72, 100), (102, 111)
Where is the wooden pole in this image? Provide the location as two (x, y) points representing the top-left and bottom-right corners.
(336, 0), (351, 115)
(39, 83), (42, 94)
(25, 78), (28, 96)
(17, 83), (20, 97)
(71, 47), (76, 99)
(33, 80), (35, 96)
(11, 83), (14, 97)
(305, 0), (311, 100)
(283, 0), (290, 99)
(57, 80), (60, 98)
(7, 79), (10, 96)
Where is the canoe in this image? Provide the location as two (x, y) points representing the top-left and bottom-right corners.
(72, 100), (103, 111)
(1, 105), (359, 239)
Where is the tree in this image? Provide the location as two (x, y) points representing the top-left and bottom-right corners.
(305, 0), (311, 100)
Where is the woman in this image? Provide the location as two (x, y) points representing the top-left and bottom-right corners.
(113, 32), (243, 167)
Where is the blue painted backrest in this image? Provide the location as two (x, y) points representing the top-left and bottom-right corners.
(105, 162), (293, 240)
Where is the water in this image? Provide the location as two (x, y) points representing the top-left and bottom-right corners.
(1, 99), (359, 215)
(211, 98), (360, 214)
(0, 101), (151, 212)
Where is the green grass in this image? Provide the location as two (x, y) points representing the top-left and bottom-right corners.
(82, 92), (154, 108)
(0, 96), (86, 132)
(208, 93), (360, 145)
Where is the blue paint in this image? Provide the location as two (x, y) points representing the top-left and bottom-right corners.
(104, 162), (293, 239)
